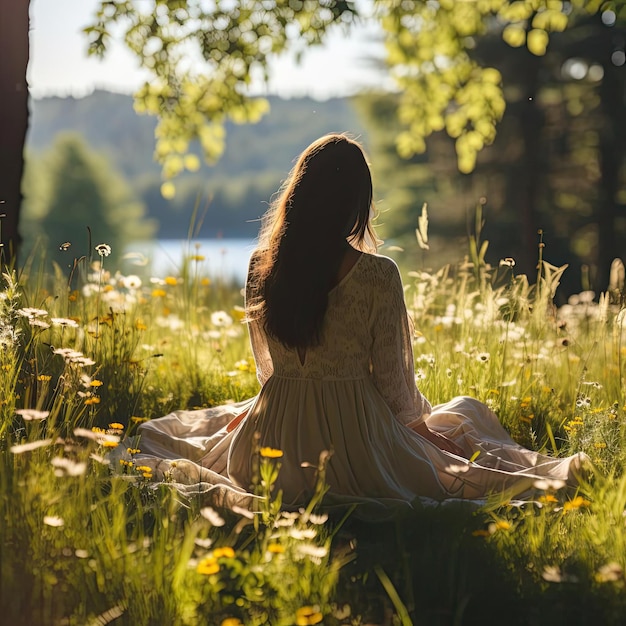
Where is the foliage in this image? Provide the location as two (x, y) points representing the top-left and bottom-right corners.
(84, 0), (618, 180)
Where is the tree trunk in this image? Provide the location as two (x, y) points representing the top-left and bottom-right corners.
(0, 0), (30, 268)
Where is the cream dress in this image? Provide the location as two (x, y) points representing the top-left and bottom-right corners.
(135, 253), (587, 514)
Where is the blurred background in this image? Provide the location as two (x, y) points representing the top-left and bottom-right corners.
(15, 0), (626, 296)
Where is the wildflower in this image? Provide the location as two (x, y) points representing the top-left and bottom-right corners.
(131, 416), (149, 423)
(17, 307), (48, 318)
(213, 547), (235, 559)
(51, 457), (87, 477)
(538, 494), (558, 504)
(51, 317), (79, 328)
(164, 276), (178, 286)
(259, 447), (283, 459)
(533, 479), (566, 491)
(201, 277), (211, 286)
(15, 409), (49, 421)
(289, 528), (317, 540)
(89, 380), (103, 387)
(127, 447), (141, 455)
(37, 374), (52, 382)
(296, 543), (328, 559)
(267, 543), (285, 554)
(121, 274), (142, 289)
(10, 439), (53, 454)
(190, 255), (205, 262)
(95, 243), (112, 257)
(200, 507), (225, 527)
(152, 289), (167, 298)
(108, 422), (124, 430)
(220, 619), (243, 626)
(595, 562), (623, 583)
(594, 442), (607, 449)
(101, 440), (119, 448)
(563, 496), (591, 512)
(43, 515), (65, 528)
(84, 397), (100, 406)
(211, 311), (233, 327)
(476, 352), (490, 363)
(295, 605), (324, 625)
(196, 555), (220, 575)
(135, 319), (147, 331)
(29, 319), (51, 329)
(135, 466), (153, 474)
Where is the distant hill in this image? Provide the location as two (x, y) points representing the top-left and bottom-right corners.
(27, 91), (369, 238)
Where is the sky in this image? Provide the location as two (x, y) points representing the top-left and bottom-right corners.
(28, 0), (388, 100)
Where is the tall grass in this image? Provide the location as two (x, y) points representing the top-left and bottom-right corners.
(1, 229), (625, 625)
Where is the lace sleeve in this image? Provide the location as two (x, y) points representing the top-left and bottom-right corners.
(370, 257), (432, 425)
(244, 256), (274, 386)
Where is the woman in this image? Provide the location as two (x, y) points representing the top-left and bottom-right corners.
(136, 133), (587, 512)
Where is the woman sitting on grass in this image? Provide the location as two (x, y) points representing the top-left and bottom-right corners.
(136, 133), (588, 512)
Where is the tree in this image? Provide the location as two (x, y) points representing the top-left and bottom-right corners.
(0, 0), (30, 267)
(22, 134), (156, 267)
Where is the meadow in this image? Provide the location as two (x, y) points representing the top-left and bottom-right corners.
(1, 229), (625, 626)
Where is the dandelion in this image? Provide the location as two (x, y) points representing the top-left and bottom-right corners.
(15, 409), (49, 421)
(259, 447), (283, 459)
(151, 289), (167, 298)
(295, 605), (324, 625)
(37, 374), (52, 382)
(164, 276), (178, 286)
(594, 442), (607, 449)
(135, 466), (153, 474)
(220, 619), (243, 626)
(196, 555), (220, 575)
(84, 397), (101, 406)
(267, 543), (285, 554)
(108, 422), (124, 430)
(200, 507), (225, 527)
(213, 547), (235, 559)
(563, 495), (591, 512)
(127, 447), (141, 455)
(95, 243), (112, 257)
(538, 494), (558, 504)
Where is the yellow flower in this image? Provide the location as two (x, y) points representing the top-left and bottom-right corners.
(135, 319), (147, 331)
(295, 606), (323, 625)
(152, 289), (167, 298)
(190, 255), (205, 262)
(563, 496), (591, 512)
(494, 520), (511, 530)
(259, 447), (283, 459)
(127, 447), (141, 455)
(213, 546), (235, 558)
(135, 465), (152, 473)
(84, 397), (101, 405)
(594, 442), (607, 449)
(201, 277), (211, 286)
(37, 374), (52, 382)
(90, 380), (103, 387)
(220, 618), (243, 626)
(164, 276), (178, 286)
(102, 440), (119, 448)
(108, 422), (124, 430)
(267, 543), (285, 554)
(131, 416), (149, 423)
(197, 556), (219, 575)
(539, 494), (558, 504)
(472, 529), (491, 537)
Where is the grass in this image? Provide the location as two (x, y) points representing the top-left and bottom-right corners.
(1, 232), (625, 625)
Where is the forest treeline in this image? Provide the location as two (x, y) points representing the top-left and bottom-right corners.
(24, 76), (625, 296)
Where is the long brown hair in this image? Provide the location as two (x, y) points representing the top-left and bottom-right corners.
(247, 133), (379, 350)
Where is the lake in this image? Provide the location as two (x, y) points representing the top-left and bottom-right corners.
(125, 238), (256, 284)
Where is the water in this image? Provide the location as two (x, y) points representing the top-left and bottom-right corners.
(125, 238), (256, 284)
